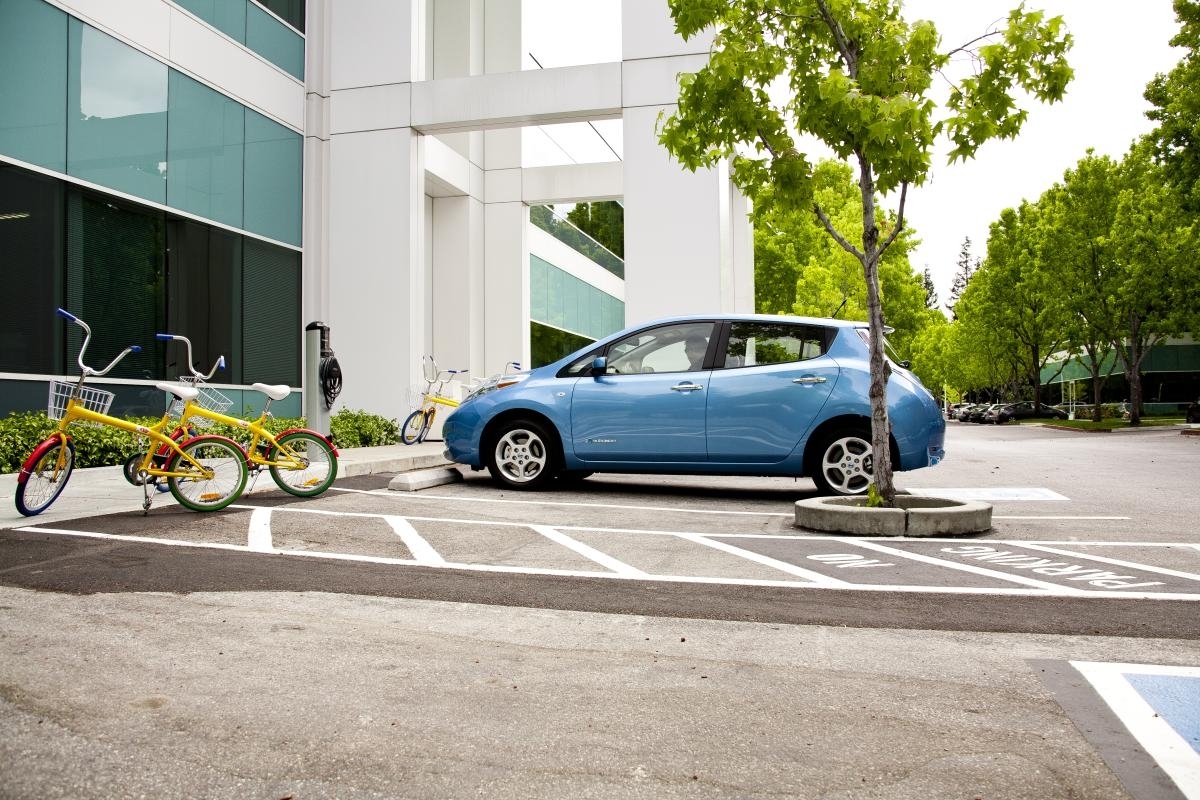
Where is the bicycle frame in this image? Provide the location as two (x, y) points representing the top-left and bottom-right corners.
(146, 333), (339, 497)
(403, 356), (466, 444)
(16, 309), (250, 517)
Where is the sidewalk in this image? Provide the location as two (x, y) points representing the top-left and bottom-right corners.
(0, 441), (451, 530)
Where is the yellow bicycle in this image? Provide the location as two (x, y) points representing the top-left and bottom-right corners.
(15, 309), (249, 516)
(123, 333), (339, 498)
(402, 356), (466, 444)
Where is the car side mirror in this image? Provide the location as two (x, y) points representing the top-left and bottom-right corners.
(590, 356), (608, 376)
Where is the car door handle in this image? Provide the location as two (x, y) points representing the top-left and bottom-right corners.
(670, 383), (704, 392)
(792, 376), (828, 385)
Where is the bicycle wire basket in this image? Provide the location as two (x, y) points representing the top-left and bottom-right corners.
(166, 376), (233, 427)
(47, 380), (115, 422)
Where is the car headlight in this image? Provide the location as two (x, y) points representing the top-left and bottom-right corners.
(465, 372), (529, 401)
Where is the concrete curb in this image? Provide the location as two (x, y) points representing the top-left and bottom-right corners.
(794, 495), (992, 537)
(388, 467), (463, 492)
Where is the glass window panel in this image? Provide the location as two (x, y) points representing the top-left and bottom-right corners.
(0, 0), (68, 172)
(175, 0), (247, 43)
(165, 217), (239, 381)
(67, 20), (168, 204)
(256, 0), (305, 33)
(65, 189), (165, 380)
(167, 72), (244, 229)
(247, 2), (304, 80)
(529, 255), (548, 323)
(243, 109), (301, 246)
(547, 266), (564, 328)
(242, 238), (300, 385)
(0, 165), (64, 373)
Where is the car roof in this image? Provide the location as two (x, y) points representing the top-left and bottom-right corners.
(633, 313), (868, 330)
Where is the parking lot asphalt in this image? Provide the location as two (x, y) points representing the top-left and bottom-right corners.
(1, 424), (1199, 799)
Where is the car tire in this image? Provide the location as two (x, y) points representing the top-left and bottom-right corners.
(486, 418), (561, 490)
(810, 427), (873, 496)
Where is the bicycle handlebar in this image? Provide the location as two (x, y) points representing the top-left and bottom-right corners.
(57, 308), (142, 378)
(156, 332), (226, 380)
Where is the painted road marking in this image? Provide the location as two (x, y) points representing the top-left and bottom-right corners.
(247, 507), (274, 552)
(385, 515), (445, 566)
(530, 525), (647, 577)
(908, 487), (1070, 501)
(14, 509), (1200, 600)
(1073, 662), (1200, 799)
(329, 486), (1128, 522)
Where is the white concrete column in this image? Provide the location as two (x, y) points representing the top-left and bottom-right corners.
(327, 127), (425, 417)
(484, 201), (530, 373)
(431, 195), (485, 374)
(621, 0), (753, 324)
(324, 0), (427, 418)
(480, 0), (527, 375)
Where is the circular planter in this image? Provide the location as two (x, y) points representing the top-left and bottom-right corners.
(794, 495), (992, 537)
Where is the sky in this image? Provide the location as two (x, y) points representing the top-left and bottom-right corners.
(522, 1), (1185, 304)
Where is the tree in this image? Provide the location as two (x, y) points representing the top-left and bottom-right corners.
(974, 202), (1072, 409)
(922, 268), (938, 310)
(1104, 143), (1200, 424)
(658, 0), (1072, 503)
(1039, 153), (1122, 422)
(566, 201), (625, 258)
(945, 237), (978, 319)
(1145, 0), (1200, 213)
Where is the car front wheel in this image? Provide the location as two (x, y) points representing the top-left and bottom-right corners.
(811, 429), (873, 495)
(486, 419), (560, 490)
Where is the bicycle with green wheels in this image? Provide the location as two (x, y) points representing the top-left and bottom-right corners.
(402, 356), (467, 444)
(124, 333), (339, 498)
(15, 309), (249, 516)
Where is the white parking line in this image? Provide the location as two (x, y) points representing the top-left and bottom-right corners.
(1019, 542), (1200, 582)
(385, 516), (444, 566)
(330, 487), (789, 517)
(1072, 661), (1200, 799)
(668, 530), (849, 585)
(329, 487), (1130, 521)
(12, 525), (1200, 599)
(247, 507), (273, 552)
(835, 538), (1092, 594)
(530, 525), (647, 576)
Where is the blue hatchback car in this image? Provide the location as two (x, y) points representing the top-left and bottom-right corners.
(443, 314), (945, 494)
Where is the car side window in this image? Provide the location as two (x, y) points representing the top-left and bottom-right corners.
(721, 322), (827, 368)
(564, 322), (717, 375)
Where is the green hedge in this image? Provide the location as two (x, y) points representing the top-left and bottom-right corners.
(0, 407), (400, 474)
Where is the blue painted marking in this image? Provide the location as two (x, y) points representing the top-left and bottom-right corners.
(1124, 674), (1200, 755)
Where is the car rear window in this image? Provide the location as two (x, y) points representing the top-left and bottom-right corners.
(722, 322), (827, 368)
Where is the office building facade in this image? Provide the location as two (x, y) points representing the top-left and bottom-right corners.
(0, 0), (753, 421)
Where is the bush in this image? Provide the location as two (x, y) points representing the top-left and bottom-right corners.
(0, 406), (401, 474)
(329, 408), (400, 448)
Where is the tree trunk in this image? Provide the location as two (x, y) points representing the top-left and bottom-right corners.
(855, 158), (895, 504)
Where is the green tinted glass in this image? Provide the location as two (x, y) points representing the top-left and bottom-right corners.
(247, 2), (304, 80)
(0, 0), (68, 171)
(243, 110), (302, 246)
(67, 20), (168, 204)
(167, 72), (245, 228)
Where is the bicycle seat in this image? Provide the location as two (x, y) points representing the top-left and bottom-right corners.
(158, 383), (200, 402)
(253, 383), (292, 401)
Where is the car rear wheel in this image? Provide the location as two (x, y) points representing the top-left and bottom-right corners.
(811, 429), (873, 495)
(486, 419), (560, 490)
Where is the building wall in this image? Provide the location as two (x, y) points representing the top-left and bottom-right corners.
(1, 0), (754, 426)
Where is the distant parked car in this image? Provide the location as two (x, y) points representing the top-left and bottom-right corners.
(979, 403), (1008, 424)
(946, 403), (970, 419)
(994, 401), (1070, 424)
